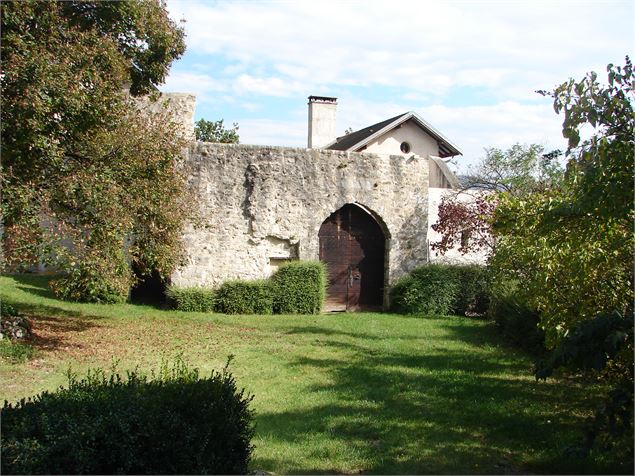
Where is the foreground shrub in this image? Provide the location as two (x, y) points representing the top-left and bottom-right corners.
(1, 356), (254, 475)
(215, 280), (273, 314)
(488, 279), (545, 354)
(166, 285), (216, 312)
(271, 261), (326, 314)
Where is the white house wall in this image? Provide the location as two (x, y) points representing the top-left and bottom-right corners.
(363, 120), (439, 157)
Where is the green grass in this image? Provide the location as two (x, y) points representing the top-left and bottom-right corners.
(0, 274), (630, 474)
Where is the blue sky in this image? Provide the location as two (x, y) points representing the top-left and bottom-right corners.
(162, 0), (634, 171)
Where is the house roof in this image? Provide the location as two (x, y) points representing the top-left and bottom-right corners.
(325, 111), (462, 158)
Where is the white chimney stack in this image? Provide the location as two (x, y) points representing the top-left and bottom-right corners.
(307, 96), (337, 149)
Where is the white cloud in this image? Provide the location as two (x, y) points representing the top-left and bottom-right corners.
(238, 118), (306, 148)
(161, 71), (226, 101)
(167, 0), (632, 101)
(419, 102), (567, 169)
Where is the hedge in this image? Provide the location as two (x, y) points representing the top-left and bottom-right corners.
(390, 264), (491, 316)
(166, 286), (216, 312)
(1, 357), (254, 475)
(215, 280), (273, 315)
(271, 261), (327, 314)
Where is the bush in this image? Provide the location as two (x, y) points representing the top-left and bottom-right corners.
(390, 264), (491, 316)
(1, 356), (254, 475)
(166, 286), (216, 312)
(488, 279), (545, 354)
(451, 265), (491, 315)
(215, 280), (273, 315)
(271, 261), (326, 314)
(49, 251), (131, 304)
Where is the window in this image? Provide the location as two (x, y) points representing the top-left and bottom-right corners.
(400, 141), (411, 154)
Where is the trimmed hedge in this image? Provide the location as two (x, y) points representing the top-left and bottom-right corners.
(166, 286), (216, 312)
(215, 280), (273, 315)
(271, 261), (327, 314)
(1, 358), (254, 475)
(390, 264), (491, 316)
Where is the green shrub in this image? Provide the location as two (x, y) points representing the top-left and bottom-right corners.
(488, 279), (545, 354)
(215, 280), (273, 315)
(166, 286), (216, 312)
(49, 251), (131, 304)
(271, 261), (326, 314)
(1, 356), (254, 475)
(450, 265), (491, 315)
(390, 264), (491, 316)
(390, 265), (458, 315)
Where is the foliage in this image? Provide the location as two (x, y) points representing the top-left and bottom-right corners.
(195, 118), (240, 143)
(166, 286), (216, 312)
(536, 312), (633, 459)
(431, 193), (497, 256)
(493, 58), (634, 455)
(1, 356), (254, 475)
(463, 143), (564, 195)
(271, 261), (326, 314)
(1, 1), (190, 302)
(431, 144), (563, 259)
(452, 265), (491, 315)
(488, 279), (545, 354)
(390, 264), (490, 316)
(215, 280), (273, 315)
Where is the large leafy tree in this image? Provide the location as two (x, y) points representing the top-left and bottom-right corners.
(1, 1), (189, 302)
(492, 59), (633, 458)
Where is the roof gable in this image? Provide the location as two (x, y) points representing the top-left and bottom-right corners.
(326, 111), (462, 158)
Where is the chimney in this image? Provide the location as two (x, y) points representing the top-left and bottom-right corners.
(307, 96), (337, 148)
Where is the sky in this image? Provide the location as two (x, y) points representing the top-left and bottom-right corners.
(161, 0), (634, 171)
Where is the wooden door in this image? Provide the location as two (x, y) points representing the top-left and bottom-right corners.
(319, 204), (385, 311)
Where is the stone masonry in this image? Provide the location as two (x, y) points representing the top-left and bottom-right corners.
(172, 142), (431, 305)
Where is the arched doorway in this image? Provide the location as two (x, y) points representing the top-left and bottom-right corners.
(319, 204), (386, 311)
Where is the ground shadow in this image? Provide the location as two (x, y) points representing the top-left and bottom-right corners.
(252, 324), (625, 475)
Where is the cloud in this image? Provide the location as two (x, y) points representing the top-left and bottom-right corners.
(238, 118), (306, 148)
(166, 0), (631, 101)
(161, 71), (226, 101)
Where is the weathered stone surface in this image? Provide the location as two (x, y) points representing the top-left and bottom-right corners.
(172, 142), (430, 304)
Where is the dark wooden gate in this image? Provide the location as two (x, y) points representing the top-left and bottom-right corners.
(319, 204), (385, 311)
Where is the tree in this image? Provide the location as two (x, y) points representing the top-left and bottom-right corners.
(1, 1), (189, 302)
(492, 58), (633, 459)
(430, 144), (563, 258)
(195, 118), (239, 143)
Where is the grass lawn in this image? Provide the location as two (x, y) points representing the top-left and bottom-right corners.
(0, 274), (629, 474)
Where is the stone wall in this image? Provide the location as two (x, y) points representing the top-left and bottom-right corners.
(172, 142), (431, 303)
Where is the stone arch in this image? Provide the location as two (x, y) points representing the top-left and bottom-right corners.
(318, 203), (388, 311)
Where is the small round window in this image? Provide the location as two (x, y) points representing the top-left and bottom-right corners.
(400, 141), (411, 154)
